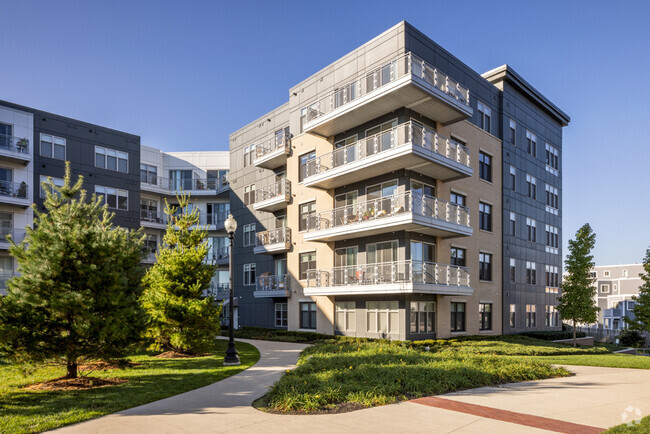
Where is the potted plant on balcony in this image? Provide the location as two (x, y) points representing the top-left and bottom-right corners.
(17, 182), (27, 199)
(16, 138), (28, 152)
(195, 180), (204, 190)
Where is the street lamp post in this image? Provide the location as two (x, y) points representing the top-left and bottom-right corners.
(223, 214), (240, 366)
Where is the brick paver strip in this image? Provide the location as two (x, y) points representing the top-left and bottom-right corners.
(411, 396), (605, 433)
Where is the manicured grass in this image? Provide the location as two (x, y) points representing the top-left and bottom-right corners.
(262, 339), (573, 413)
(530, 353), (650, 369)
(606, 415), (650, 432)
(0, 340), (259, 433)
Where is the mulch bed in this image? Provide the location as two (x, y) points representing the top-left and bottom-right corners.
(155, 351), (212, 359)
(24, 376), (127, 391)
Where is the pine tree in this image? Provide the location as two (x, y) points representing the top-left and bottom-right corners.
(557, 223), (599, 347)
(0, 163), (146, 378)
(625, 248), (650, 346)
(140, 192), (221, 354)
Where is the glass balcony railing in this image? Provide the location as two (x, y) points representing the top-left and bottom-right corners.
(301, 121), (470, 180)
(255, 227), (291, 248)
(0, 228), (26, 244)
(255, 179), (291, 204)
(303, 191), (470, 232)
(0, 180), (29, 200)
(306, 260), (470, 289)
(206, 282), (229, 299)
(140, 210), (169, 224)
(255, 274), (289, 293)
(0, 134), (30, 155)
(301, 52), (470, 125)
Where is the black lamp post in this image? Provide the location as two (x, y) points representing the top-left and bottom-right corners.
(223, 214), (240, 366)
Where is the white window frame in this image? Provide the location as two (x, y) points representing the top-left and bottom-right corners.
(545, 184), (559, 215)
(39, 175), (65, 198)
(275, 302), (288, 328)
(477, 101), (491, 133)
(40, 133), (66, 160)
(545, 143), (559, 176)
(95, 146), (129, 173)
(335, 301), (356, 332)
(366, 301), (399, 334)
(526, 130), (537, 157)
(243, 263), (256, 286)
(509, 119), (516, 144)
(243, 223), (256, 247)
(95, 185), (128, 211)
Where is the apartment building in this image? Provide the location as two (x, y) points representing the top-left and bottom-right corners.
(229, 22), (570, 339)
(591, 264), (645, 330)
(139, 146), (231, 300)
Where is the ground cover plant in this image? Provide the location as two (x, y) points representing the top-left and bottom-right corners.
(606, 414), (650, 433)
(0, 340), (259, 433)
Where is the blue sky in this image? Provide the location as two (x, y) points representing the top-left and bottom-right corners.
(1, 0), (649, 266)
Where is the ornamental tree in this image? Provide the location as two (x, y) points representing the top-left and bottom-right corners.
(140, 192), (220, 354)
(557, 223), (599, 347)
(0, 163), (146, 378)
(625, 247), (650, 346)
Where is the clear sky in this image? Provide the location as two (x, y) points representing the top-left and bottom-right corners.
(1, 0), (648, 266)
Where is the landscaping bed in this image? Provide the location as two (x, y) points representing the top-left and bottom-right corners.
(0, 340), (259, 433)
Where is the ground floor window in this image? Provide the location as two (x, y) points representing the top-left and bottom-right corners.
(275, 303), (287, 328)
(450, 302), (466, 332)
(335, 301), (356, 332)
(410, 301), (435, 334)
(509, 304), (516, 328)
(366, 301), (399, 334)
(479, 303), (492, 331)
(545, 305), (558, 327)
(300, 302), (316, 329)
(526, 304), (536, 327)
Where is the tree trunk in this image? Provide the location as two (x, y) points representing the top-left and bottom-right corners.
(67, 359), (78, 379)
(573, 320), (577, 348)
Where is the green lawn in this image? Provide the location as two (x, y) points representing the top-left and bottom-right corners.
(531, 353), (650, 369)
(0, 340), (259, 433)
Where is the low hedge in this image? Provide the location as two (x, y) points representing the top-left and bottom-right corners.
(520, 331), (586, 341)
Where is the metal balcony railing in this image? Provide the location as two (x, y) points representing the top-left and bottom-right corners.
(210, 246), (229, 262)
(0, 228), (26, 243)
(0, 180), (28, 199)
(140, 209), (168, 224)
(301, 121), (470, 180)
(254, 132), (291, 160)
(0, 134), (30, 155)
(206, 282), (229, 299)
(255, 179), (291, 203)
(302, 52), (470, 125)
(306, 260), (470, 288)
(303, 191), (470, 232)
(0, 271), (17, 295)
(141, 176), (229, 192)
(255, 227), (291, 247)
(256, 274), (289, 293)
(204, 210), (229, 226)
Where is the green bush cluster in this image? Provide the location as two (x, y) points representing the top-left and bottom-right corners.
(520, 331), (586, 341)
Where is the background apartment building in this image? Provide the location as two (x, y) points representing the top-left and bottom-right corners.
(591, 264), (644, 330)
(229, 21), (570, 338)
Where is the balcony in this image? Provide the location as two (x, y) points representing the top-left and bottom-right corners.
(0, 181), (30, 207)
(303, 191), (471, 243)
(142, 252), (157, 264)
(253, 179), (291, 212)
(215, 174), (230, 196)
(305, 260), (471, 296)
(253, 227), (291, 255)
(140, 210), (169, 229)
(0, 134), (30, 164)
(301, 52), (472, 137)
(603, 308), (622, 318)
(254, 135), (291, 169)
(202, 211), (228, 230)
(205, 283), (229, 300)
(0, 228), (26, 249)
(0, 272), (17, 296)
(140, 176), (229, 196)
(254, 274), (290, 298)
(302, 121), (471, 189)
(212, 246), (229, 265)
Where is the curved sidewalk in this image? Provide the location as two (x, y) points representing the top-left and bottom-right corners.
(53, 339), (650, 433)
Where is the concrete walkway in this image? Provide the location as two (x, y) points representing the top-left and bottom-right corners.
(53, 339), (650, 433)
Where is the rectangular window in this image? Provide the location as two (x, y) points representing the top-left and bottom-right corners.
(479, 202), (492, 231)
(510, 258), (516, 283)
(526, 174), (537, 199)
(410, 301), (435, 334)
(450, 302), (466, 332)
(477, 101), (491, 133)
(335, 301), (356, 332)
(509, 119), (516, 144)
(450, 247), (466, 267)
(299, 201), (316, 231)
(545, 224), (559, 254)
(600, 284), (610, 293)
(510, 212), (516, 236)
(526, 304), (536, 327)
(510, 165), (516, 191)
(510, 304), (516, 328)
(604, 270), (610, 277)
(145, 234), (157, 255)
(300, 302), (317, 329)
(479, 151), (492, 182)
(299, 151), (316, 182)
(450, 192), (466, 207)
(299, 251), (316, 280)
(479, 303), (492, 331)
(526, 130), (537, 157)
(545, 305), (558, 327)
(479, 252), (492, 281)
(526, 218), (537, 242)
(243, 223), (256, 247)
(545, 143), (559, 175)
(243, 263), (256, 286)
(526, 261), (537, 285)
(275, 303), (288, 328)
(545, 265), (559, 288)
(40, 133), (66, 160)
(95, 185), (128, 210)
(39, 175), (65, 198)
(95, 146), (128, 173)
(366, 301), (399, 334)
(243, 184), (256, 206)
(545, 184), (559, 214)
(140, 164), (158, 184)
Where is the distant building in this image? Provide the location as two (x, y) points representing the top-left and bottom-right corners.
(591, 264), (644, 330)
